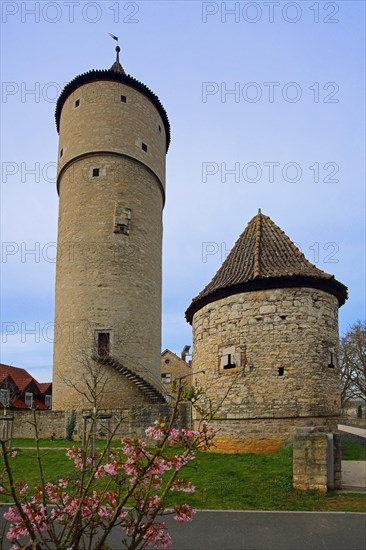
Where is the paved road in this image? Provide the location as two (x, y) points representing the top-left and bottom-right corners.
(163, 511), (366, 550)
(1, 510), (365, 550)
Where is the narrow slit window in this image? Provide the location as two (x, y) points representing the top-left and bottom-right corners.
(97, 333), (110, 358)
(120, 95), (127, 103)
(74, 99), (80, 108)
(142, 143), (148, 152)
(60, 148), (63, 158)
(278, 367), (284, 376)
(92, 168), (100, 178)
(223, 353), (236, 370)
(158, 125), (161, 133)
(328, 352), (335, 368)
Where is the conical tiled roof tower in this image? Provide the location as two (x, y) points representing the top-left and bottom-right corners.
(186, 210), (347, 323)
(186, 212), (347, 453)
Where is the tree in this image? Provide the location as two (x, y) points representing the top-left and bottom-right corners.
(340, 321), (366, 408)
(0, 382), (218, 549)
(0, 343), (237, 549)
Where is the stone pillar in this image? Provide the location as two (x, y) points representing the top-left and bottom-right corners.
(293, 427), (339, 493)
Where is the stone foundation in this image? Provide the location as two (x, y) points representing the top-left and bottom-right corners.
(195, 416), (339, 454)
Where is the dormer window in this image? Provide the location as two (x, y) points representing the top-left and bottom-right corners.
(0, 389), (9, 406)
(25, 392), (33, 408)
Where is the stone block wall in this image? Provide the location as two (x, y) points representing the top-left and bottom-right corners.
(57, 80), (167, 189)
(9, 404), (191, 440)
(191, 287), (341, 451)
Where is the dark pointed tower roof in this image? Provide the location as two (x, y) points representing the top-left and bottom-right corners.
(55, 47), (170, 151)
(185, 211), (348, 323)
(110, 45), (125, 74)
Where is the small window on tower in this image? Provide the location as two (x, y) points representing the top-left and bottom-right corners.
(142, 143), (148, 152)
(74, 99), (80, 108)
(120, 95), (127, 103)
(158, 125), (161, 133)
(114, 204), (131, 235)
(60, 148), (63, 158)
(97, 333), (110, 358)
(328, 352), (335, 369)
(92, 168), (100, 178)
(223, 353), (236, 369)
(278, 367), (284, 376)
(219, 346), (241, 371)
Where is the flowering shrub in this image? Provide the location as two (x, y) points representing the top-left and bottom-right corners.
(0, 393), (217, 549)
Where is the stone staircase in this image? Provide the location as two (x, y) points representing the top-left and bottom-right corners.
(93, 355), (166, 404)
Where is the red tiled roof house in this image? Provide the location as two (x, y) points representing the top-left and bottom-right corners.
(0, 364), (52, 410)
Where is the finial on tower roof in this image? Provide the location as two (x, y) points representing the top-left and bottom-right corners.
(108, 33), (125, 74)
(258, 208), (262, 215)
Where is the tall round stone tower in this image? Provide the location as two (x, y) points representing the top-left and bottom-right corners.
(185, 211), (348, 452)
(52, 47), (170, 410)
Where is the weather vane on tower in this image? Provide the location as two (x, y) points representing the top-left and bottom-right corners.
(108, 33), (125, 75)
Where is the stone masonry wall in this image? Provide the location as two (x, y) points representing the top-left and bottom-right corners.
(57, 80), (167, 189)
(53, 155), (163, 410)
(9, 404), (191, 440)
(191, 287), (341, 451)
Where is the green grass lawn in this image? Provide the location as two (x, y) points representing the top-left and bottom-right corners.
(1, 437), (365, 512)
(341, 437), (366, 460)
(11, 438), (121, 449)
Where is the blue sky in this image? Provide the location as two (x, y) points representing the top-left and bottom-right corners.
(1, 1), (365, 382)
